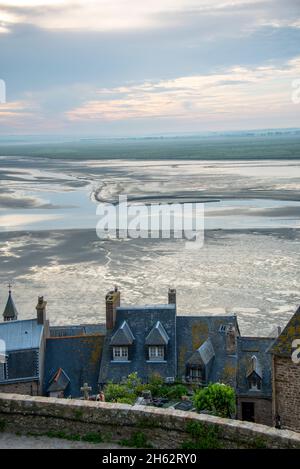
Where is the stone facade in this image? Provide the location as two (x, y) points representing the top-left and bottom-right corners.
(1, 393), (300, 449)
(272, 356), (300, 432)
(237, 397), (272, 426)
(0, 381), (39, 396)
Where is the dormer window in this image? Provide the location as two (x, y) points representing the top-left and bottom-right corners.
(145, 322), (169, 363)
(113, 346), (129, 361)
(246, 355), (262, 391)
(248, 373), (261, 390)
(148, 345), (165, 361)
(110, 320), (134, 362)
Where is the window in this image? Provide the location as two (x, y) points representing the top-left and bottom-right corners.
(248, 374), (261, 390)
(0, 363), (6, 381)
(148, 345), (165, 361)
(187, 367), (204, 382)
(113, 346), (129, 361)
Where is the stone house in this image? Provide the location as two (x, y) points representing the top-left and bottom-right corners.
(0, 292), (48, 395)
(270, 306), (300, 432)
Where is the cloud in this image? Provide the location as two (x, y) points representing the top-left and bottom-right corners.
(66, 57), (300, 124)
(0, 0), (299, 35)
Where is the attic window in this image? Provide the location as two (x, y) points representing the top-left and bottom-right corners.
(148, 345), (165, 361)
(113, 346), (129, 362)
(248, 374), (261, 391)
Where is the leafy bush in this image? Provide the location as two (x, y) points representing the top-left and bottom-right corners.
(166, 384), (188, 400)
(193, 383), (236, 418)
(103, 372), (189, 404)
(116, 396), (136, 405)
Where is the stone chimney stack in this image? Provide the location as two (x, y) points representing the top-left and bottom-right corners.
(36, 296), (47, 326)
(106, 286), (120, 330)
(168, 288), (176, 305)
(226, 324), (237, 354)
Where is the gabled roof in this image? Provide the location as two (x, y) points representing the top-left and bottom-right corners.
(110, 320), (135, 346)
(3, 292), (18, 320)
(145, 321), (169, 345)
(236, 337), (274, 397)
(176, 315), (239, 387)
(270, 305), (300, 357)
(187, 338), (215, 366)
(44, 335), (104, 398)
(0, 319), (43, 352)
(99, 305), (177, 384)
(246, 355), (262, 379)
(47, 368), (70, 393)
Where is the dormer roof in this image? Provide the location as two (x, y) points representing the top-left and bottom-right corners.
(145, 321), (169, 345)
(110, 320), (135, 346)
(187, 337), (215, 366)
(47, 368), (70, 393)
(246, 355), (262, 379)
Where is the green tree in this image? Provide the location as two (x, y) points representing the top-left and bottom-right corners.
(193, 383), (236, 418)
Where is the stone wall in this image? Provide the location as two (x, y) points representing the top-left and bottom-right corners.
(273, 356), (300, 432)
(0, 393), (300, 449)
(0, 381), (39, 396)
(237, 397), (272, 426)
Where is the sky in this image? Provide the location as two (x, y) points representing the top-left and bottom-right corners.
(0, 0), (299, 136)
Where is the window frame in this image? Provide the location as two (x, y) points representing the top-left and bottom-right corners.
(112, 346), (129, 362)
(148, 345), (165, 361)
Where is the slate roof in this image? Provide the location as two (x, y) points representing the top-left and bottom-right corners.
(246, 355), (262, 379)
(236, 337), (274, 398)
(3, 292), (18, 320)
(0, 319), (44, 352)
(145, 321), (169, 345)
(44, 335), (104, 397)
(176, 315), (239, 387)
(187, 338), (215, 366)
(50, 324), (106, 338)
(110, 321), (135, 346)
(99, 304), (177, 384)
(270, 305), (300, 357)
(47, 368), (70, 393)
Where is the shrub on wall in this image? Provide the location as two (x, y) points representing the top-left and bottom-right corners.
(193, 383), (236, 418)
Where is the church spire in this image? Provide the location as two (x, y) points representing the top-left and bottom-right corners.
(3, 283), (18, 322)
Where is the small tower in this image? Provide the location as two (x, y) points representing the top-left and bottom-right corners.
(3, 284), (18, 322)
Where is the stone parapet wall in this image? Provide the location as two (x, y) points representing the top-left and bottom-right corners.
(0, 393), (300, 449)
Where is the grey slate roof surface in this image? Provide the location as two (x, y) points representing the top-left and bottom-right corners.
(145, 321), (169, 345)
(269, 305), (300, 357)
(176, 315), (239, 387)
(110, 321), (135, 346)
(44, 335), (104, 397)
(47, 368), (70, 393)
(50, 324), (106, 338)
(99, 304), (177, 384)
(3, 292), (18, 320)
(236, 337), (274, 398)
(0, 319), (43, 352)
(187, 338), (215, 366)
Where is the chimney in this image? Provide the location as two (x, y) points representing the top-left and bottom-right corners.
(36, 296), (47, 326)
(226, 324), (237, 354)
(106, 286), (120, 330)
(168, 288), (176, 305)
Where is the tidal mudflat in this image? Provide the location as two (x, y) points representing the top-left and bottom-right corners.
(0, 154), (299, 335)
